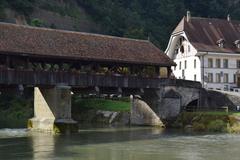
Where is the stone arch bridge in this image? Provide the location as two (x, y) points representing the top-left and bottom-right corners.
(137, 80), (203, 121)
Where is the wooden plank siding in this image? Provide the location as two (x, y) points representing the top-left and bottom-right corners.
(0, 69), (201, 89)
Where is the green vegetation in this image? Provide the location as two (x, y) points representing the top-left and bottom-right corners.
(4, 0), (35, 16)
(189, 111), (240, 116)
(0, 0), (35, 19)
(72, 97), (130, 125)
(0, 93), (129, 128)
(2, 0), (240, 49)
(0, 94), (33, 128)
(173, 111), (240, 133)
(72, 97), (130, 112)
(182, 111), (240, 117)
(39, 0), (83, 19)
(76, 0), (240, 48)
(207, 120), (227, 132)
(30, 18), (46, 27)
(0, 4), (5, 19)
(192, 122), (205, 132)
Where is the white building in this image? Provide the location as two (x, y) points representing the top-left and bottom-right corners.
(166, 12), (240, 92)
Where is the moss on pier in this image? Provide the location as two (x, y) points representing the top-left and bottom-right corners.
(72, 97), (131, 112)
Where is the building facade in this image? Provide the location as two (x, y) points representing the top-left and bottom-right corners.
(166, 12), (240, 92)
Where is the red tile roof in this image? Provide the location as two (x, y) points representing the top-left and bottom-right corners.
(0, 22), (174, 66)
(173, 16), (240, 53)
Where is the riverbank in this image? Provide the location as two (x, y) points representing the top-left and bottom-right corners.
(2, 93), (240, 134)
(0, 94), (33, 128)
(0, 94), (131, 128)
(72, 97), (130, 112)
(172, 111), (240, 133)
(72, 97), (131, 126)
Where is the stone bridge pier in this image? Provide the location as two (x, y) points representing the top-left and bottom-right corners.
(28, 86), (77, 134)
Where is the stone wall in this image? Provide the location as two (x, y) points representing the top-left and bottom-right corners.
(160, 97), (181, 119)
(141, 86), (201, 121)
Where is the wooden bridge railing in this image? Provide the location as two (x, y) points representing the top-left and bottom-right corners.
(0, 69), (201, 88)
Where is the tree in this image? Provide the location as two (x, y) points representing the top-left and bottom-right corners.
(8, 0), (35, 16)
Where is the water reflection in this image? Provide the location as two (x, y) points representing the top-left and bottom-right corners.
(31, 133), (55, 160)
(1, 128), (240, 160)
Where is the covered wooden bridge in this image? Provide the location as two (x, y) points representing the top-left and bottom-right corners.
(0, 22), (175, 89)
(0, 22), (202, 133)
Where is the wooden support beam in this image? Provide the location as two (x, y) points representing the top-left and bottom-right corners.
(6, 56), (10, 69)
(155, 66), (160, 77)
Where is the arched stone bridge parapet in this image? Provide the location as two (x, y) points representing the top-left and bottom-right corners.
(164, 86), (201, 107)
(139, 80), (203, 120)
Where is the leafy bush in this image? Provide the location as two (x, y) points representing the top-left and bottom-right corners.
(30, 18), (45, 27)
(33, 63), (43, 71)
(0, 94), (33, 128)
(43, 64), (52, 71)
(53, 64), (59, 71)
(207, 120), (227, 132)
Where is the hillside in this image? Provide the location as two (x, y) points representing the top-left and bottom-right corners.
(1, 0), (240, 49)
(0, 0), (100, 33)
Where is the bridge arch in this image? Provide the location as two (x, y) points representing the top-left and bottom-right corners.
(182, 95), (200, 106)
(185, 98), (199, 111)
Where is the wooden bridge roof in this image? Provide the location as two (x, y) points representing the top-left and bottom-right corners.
(0, 22), (174, 66)
(173, 16), (240, 53)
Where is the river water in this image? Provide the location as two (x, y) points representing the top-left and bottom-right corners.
(0, 127), (240, 160)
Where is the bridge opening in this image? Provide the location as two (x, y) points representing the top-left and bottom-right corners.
(185, 99), (199, 112)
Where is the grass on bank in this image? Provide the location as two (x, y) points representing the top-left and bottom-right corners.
(173, 111), (240, 133)
(186, 111), (240, 116)
(72, 97), (131, 112)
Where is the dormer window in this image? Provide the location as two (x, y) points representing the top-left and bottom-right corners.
(180, 45), (185, 53)
(179, 37), (186, 54)
(234, 40), (240, 48)
(217, 39), (225, 48)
